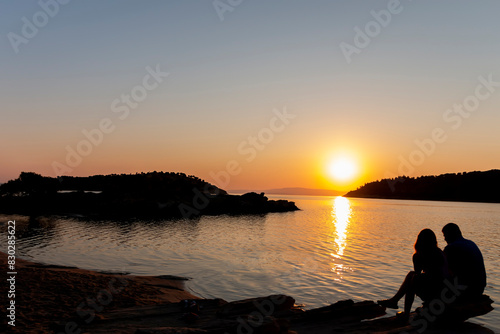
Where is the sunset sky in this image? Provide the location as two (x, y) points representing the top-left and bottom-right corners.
(1, 1), (500, 191)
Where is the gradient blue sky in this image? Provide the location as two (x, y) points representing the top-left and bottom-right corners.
(1, 1), (500, 190)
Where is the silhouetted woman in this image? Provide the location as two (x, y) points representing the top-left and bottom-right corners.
(378, 228), (449, 321)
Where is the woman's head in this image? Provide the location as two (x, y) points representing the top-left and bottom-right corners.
(414, 228), (438, 253)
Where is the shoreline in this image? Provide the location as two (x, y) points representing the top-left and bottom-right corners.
(0, 251), (198, 333)
(1, 214), (496, 333)
(1, 252), (495, 334)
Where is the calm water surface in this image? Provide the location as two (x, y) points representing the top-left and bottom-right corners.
(1, 196), (499, 332)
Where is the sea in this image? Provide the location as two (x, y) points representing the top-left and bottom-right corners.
(1, 195), (499, 332)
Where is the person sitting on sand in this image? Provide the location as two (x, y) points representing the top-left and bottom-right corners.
(377, 229), (449, 321)
(442, 223), (486, 299)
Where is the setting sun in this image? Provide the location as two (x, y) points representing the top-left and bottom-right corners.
(328, 156), (359, 183)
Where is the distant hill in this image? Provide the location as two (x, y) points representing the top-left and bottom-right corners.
(345, 170), (500, 203)
(229, 187), (343, 197)
(264, 187), (343, 196)
(0, 172), (299, 219)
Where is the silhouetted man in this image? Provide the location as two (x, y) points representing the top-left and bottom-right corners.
(442, 223), (486, 299)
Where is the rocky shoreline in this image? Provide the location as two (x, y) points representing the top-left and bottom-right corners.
(0, 252), (494, 334)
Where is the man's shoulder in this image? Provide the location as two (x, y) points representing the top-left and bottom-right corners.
(461, 238), (481, 250)
(445, 238), (481, 253)
(463, 238), (477, 245)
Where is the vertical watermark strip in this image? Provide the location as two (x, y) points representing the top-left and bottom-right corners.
(6, 220), (17, 327)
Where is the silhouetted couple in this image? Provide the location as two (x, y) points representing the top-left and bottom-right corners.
(378, 223), (486, 322)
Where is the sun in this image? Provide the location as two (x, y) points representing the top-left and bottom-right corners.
(328, 156), (358, 183)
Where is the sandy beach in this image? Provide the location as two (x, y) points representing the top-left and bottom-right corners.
(0, 251), (198, 333)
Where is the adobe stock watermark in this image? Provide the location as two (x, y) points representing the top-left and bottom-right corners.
(57, 275), (130, 334)
(225, 295), (290, 334)
(224, 256), (317, 334)
(385, 73), (499, 191)
(401, 277), (467, 334)
(179, 107), (296, 218)
(51, 64), (169, 176)
(340, 0), (412, 64)
(213, 0), (245, 21)
(7, 0), (72, 54)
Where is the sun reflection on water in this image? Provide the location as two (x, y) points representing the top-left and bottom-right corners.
(330, 196), (352, 279)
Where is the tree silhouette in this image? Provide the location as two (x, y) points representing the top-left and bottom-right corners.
(345, 170), (500, 203)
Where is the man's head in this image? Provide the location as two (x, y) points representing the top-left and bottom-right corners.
(442, 223), (463, 244)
